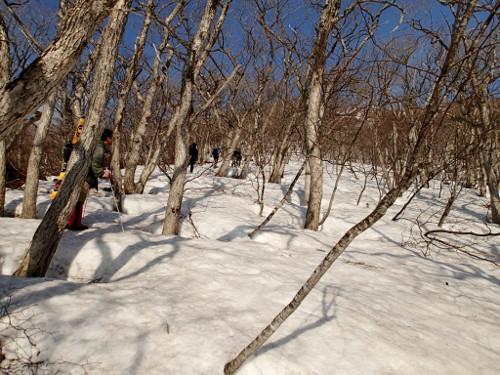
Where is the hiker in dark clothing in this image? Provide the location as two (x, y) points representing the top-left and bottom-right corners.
(67, 129), (113, 230)
(189, 142), (199, 173)
(231, 149), (242, 167)
(212, 147), (220, 167)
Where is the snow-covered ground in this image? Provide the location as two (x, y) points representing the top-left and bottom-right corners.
(1, 160), (499, 374)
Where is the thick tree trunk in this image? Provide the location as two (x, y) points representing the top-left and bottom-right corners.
(216, 126), (242, 177)
(14, 0), (131, 277)
(21, 91), (57, 218)
(0, 0), (118, 141)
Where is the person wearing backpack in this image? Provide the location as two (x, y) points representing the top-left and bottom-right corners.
(66, 129), (113, 230)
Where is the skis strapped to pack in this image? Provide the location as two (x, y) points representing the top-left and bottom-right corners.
(50, 117), (85, 200)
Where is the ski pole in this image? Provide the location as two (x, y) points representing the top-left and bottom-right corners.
(107, 172), (125, 232)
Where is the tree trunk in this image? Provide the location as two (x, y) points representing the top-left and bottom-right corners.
(472, 76), (500, 224)
(21, 91), (57, 218)
(0, 0), (118, 141)
(303, 0), (341, 230)
(216, 126), (242, 177)
(0, 140), (5, 217)
(14, 0), (131, 277)
(162, 114), (190, 235)
(225, 179), (414, 374)
(249, 160), (306, 239)
(123, 1), (181, 194)
(438, 182), (463, 227)
(304, 72), (324, 230)
(110, 0), (155, 206)
(163, 0), (229, 234)
(0, 12), (10, 217)
(269, 119), (294, 184)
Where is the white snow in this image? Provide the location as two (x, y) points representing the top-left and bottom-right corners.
(1, 160), (499, 374)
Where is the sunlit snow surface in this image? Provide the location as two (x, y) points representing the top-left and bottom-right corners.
(1, 161), (499, 374)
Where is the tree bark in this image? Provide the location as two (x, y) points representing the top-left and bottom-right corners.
(0, 12), (10, 217)
(269, 117), (294, 184)
(14, 0), (131, 277)
(0, 0), (119, 141)
(124, 1), (182, 194)
(303, 0), (341, 230)
(163, 0), (230, 235)
(21, 91), (58, 218)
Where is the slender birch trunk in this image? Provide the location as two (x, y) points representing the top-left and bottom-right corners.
(163, 0), (230, 235)
(123, 1), (182, 193)
(303, 0), (341, 230)
(21, 91), (58, 218)
(0, 12), (10, 216)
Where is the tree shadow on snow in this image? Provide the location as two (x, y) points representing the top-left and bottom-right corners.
(256, 285), (339, 355)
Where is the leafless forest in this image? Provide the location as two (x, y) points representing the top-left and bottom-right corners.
(0, 0), (498, 271)
(0, 0), (499, 371)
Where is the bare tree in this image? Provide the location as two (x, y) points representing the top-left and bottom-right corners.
(123, 0), (184, 194)
(17, 3), (63, 219)
(111, 0), (155, 204)
(163, 0), (231, 235)
(301, 0), (342, 229)
(14, 0), (131, 277)
(0, 0), (119, 141)
(224, 1), (493, 372)
(0, 12), (10, 217)
(464, 44), (500, 223)
(21, 91), (57, 218)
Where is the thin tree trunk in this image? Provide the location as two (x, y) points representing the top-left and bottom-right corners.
(0, 140), (5, 217)
(124, 1), (181, 193)
(269, 117), (294, 184)
(21, 91), (58, 218)
(0, 12), (10, 217)
(438, 183), (463, 227)
(111, 0), (155, 205)
(163, 0), (229, 235)
(318, 163), (344, 225)
(249, 160), (306, 239)
(226, 179), (413, 374)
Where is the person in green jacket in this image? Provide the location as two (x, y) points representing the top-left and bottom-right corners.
(66, 129), (113, 230)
